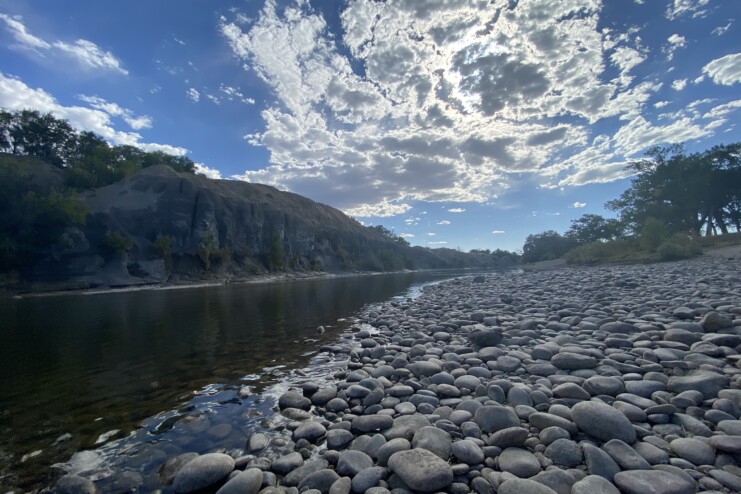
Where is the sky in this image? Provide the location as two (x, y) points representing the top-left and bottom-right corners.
(0, 0), (739, 252)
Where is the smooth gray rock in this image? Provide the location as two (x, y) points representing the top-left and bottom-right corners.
(669, 438), (716, 466)
(351, 467), (384, 493)
(529, 469), (575, 494)
(583, 443), (621, 482)
(528, 413), (578, 435)
(544, 438), (582, 467)
(159, 453), (199, 486)
(271, 453), (304, 476)
(497, 447), (541, 478)
(551, 352), (597, 370)
(376, 438), (411, 466)
(55, 475), (96, 494)
(411, 426), (451, 460)
(326, 429), (354, 450)
(571, 401), (636, 444)
(474, 405), (520, 433)
(284, 459), (329, 486)
(246, 433), (270, 453)
(215, 468), (262, 494)
(387, 448), (454, 492)
(602, 439), (651, 470)
(292, 421), (326, 443)
(337, 450), (373, 477)
(329, 477), (351, 494)
(488, 427), (529, 448)
(299, 469), (341, 493)
(571, 475), (620, 494)
(497, 478), (558, 494)
(172, 453), (235, 493)
(352, 415), (393, 433)
(279, 391), (311, 411)
(667, 371), (728, 399)
(613, 470), (695, 494)
(450, 439), (484, 464)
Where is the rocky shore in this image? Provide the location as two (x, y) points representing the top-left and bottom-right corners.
(54, 250), (741, 494)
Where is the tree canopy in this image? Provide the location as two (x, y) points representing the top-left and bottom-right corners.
(0, 108), (196, 189)
(607, 143), (741, 236)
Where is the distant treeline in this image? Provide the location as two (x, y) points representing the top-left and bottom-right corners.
(522, 142), (741, 264)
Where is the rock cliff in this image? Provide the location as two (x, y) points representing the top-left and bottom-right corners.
(14, 165), (512, 291)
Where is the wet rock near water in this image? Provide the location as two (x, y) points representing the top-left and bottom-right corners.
(55, 252), (741, 493)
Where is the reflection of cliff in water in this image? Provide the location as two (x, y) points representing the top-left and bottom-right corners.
(0, 270), (481, 492)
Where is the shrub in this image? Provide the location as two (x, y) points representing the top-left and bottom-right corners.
(657, 234), (701, 261)
(639, 218), (669, 252)
(103, 230), (133, 257)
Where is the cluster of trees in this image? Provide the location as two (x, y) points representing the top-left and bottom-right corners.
(1, 109), (195, 189)
(523, 143), (741, 263)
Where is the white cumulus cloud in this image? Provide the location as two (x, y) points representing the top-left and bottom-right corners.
(491, 230), (506, 234)
(0, 72), (186, 155)
(186, 88), (200, 102)
(703, 53), (741, 85)
(572, 201), (587, 208)
(0, 15), (127, 74)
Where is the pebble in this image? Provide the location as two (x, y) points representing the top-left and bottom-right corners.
(613, 470), (695, 494)
(172, 453), (235, 493)
(387, 448), (453, 492)
(497, 447), (541, 478)
(571, 401), (636, 444)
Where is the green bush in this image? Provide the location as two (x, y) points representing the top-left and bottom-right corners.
(103, 230), (133, 257)
(657, 234), (701, 261)
(639, 218), (669, 251)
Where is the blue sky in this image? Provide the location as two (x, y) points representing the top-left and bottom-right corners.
(0, 0), (739, 252)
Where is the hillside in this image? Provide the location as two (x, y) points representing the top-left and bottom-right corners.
(1, 156), (516, 292)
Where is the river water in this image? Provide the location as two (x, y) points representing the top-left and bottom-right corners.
(0, 270), (481, 491)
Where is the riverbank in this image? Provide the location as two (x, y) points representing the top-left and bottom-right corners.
(4, 267), (502, 299)
(52, 252), (741, 494)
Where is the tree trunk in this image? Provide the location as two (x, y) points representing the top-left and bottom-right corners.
(713, 211), (728, 235)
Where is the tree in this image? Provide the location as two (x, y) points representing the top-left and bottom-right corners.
(522, 230), (577, 263)
(607, 143), (741, 236)
(565, 214), (624, 244)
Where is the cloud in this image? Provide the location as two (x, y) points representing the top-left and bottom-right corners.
(186, 88), (200, 102)
(448, 208), (465, 213)
(437, 220), (451, 225)
(666, 0), (710, 21)
(663, 34), (686, 61)
(78, 95), (152, 130)
(0, 15), (127, 74)
(712, 21), (733, 36)
(194, 162), (222, 179)
(703, 53), (741, 85)
(672, 79), (688, 91)
(399, 233), (414, 238)
(0, 72), (186, 155)
(428, 241), (448, 246)
(491, 230), (506, 234)
(52, 40), (128, 75)
(0, 13), (50, 50)
(572, 201), (587, 208)
(219, 1), (720, 217)
(426, 232), (436, 237)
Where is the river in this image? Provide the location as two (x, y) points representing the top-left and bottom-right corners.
(0, 270), (484, 491)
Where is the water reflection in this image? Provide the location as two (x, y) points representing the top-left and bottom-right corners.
(0, 270), (474, 491)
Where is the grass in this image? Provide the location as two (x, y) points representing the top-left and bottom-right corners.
(564, 231), (741, 265)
